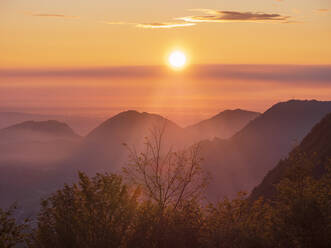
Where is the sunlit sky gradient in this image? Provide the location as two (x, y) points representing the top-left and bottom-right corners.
(1, 0), (331, 126)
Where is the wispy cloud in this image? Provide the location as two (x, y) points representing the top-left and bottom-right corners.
(30, 13), (79, 18)
(136, 22), (195, 29)
(178, 9), (291, 23)
(103, 9), (293, 29)
(315, 9), (329, 13)
(102, 21), (129, 25)
(103, 21), (195, 29)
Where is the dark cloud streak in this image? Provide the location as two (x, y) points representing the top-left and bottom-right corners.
(30, 13), (79, 18)
(179, 9), (291, 23)
(190, 65), (331, 84)
(1, 65), (330, 85)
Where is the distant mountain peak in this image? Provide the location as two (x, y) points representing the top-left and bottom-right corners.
(266, 99), (329, 113)
(220, 108), (253, 113)
(186, 109), (260, 140)
(234, 99), (331, 138)
(286, 99), (319, 103)
(99, 110), (173, 127)
(213, 109), (260, 119)
(86, 110), (181, 141)
(117, 110), (140, 116)
(1, 120), (78, 138)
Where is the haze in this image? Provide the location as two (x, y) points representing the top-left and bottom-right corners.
(1, 0), (331, 126)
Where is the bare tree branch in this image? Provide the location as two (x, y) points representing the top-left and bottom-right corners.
(123, 121), (208, 211)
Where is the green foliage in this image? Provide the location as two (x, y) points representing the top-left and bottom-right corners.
(30, 172), (140, 248)
(201, 192), (273, 248)
(0, 204), (29, 248)
(270, 159), (331, 248)
(5, 157), (331, 248)
(127, 200), (204, 248)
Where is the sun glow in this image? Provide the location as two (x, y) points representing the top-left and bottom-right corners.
(168, 51), (187, 69)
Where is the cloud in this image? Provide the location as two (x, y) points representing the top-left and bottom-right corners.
(1, 65), (330, 85)
(281, 20), (302, 24)
(30, 13), (79, 18)
(190, 65), (331, 84)
(178, 9), (291, 23)
(103, 9), (293, 29)
(315, 9), (329, 13)
(0, 66), (163, 78)
(136, 22), (195, 29)
(103, 21), (129, 25)
(103, 21), (195, 29)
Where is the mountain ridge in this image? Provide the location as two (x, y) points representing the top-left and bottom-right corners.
(0, 120), (81, 165)
(250, 112), (331, 201)
(200, 99), (331, 200)
(0, 120), (79, 138)
(186, 109), (260, 140)
(1, 99), (330, 208)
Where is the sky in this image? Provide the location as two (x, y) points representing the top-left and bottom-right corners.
(0, 0), (331, 126)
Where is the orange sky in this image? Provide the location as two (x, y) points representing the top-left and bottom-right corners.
(1, 65), (331, 125)
(1, 0), (331, 67)
(0, 1), (330, 125)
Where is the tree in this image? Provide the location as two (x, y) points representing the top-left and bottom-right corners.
(0, 204), (29, 248)
(202, 192), (273, 248)
(123, 123), (209, 211)
(123, 122), (209, 248)
(270, 157), (331, 248)
(126, 200), (204, 248)
(31, 172), (140, 248)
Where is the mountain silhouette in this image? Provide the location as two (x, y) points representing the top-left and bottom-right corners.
(80, 109), (260, 173)
(86, 110), (182, 142)
(0, 120), (80, 165)
(0, 112), (103, 135)
(77, 110), (185, 173)
(250, 112), (331, 201)
(1, 100), (330, 213)
(186, 109), (260, 140)
(0, 120), (78, 138)
(200, 100), (331, 200)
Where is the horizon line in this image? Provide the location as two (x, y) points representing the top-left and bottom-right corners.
(1, 64), (330, 84)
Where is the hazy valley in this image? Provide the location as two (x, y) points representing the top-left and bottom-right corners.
(1, 99), (330, 213)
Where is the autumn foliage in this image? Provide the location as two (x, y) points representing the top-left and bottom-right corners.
(1, 128), (331, 248)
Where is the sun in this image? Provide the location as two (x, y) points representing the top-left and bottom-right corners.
(168, 51), (187, 69)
